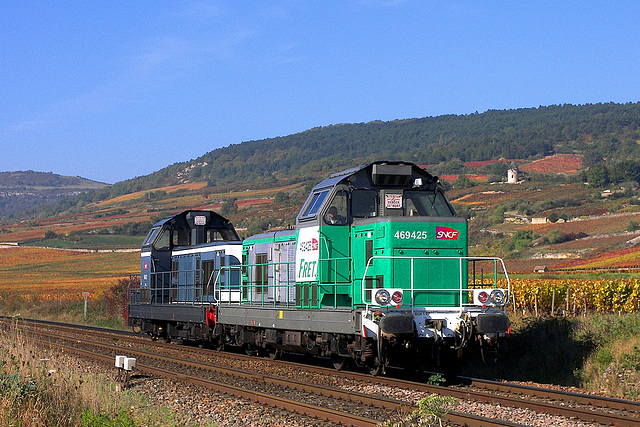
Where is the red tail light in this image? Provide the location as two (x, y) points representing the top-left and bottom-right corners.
(391, 291), (403, 304)
(477, 291), (489, 304)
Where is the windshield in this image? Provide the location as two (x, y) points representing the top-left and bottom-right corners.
(143, 227), (161, 246)
(300, 189), (330, 219)
(404, 191), (454, 217)
(352, 190), (378, 218)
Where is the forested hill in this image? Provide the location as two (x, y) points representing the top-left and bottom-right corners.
(98, 102), (640, 197)
(11, 102), (640, 219)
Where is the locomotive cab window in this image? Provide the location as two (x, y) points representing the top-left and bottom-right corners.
(404, 191), (454, 217)
(172, 227), (190, 247)
(215, 228), (241, 242)
(352, 190), (377, 218)
(206, 229), (223, 243)
(300, 189), (330, 219)
(153, 228), (171, 251)
(324, 190), (348, 225)
(143, 227), (160, 246)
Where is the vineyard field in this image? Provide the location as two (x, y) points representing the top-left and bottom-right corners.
(509, 277), (640, 314)
(0, 247), (138, 302)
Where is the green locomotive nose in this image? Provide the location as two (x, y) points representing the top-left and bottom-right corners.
(350, 218), (467, 308)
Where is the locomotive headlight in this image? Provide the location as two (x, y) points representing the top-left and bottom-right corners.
(391, 290), (403, 305)
(374, 289), (391, 305)
(490, 289), (505, 305)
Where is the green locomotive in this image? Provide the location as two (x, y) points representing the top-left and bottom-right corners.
(129, 161), (510, 374)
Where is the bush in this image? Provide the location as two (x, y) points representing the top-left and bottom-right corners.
(44, 230), (58, 240)
(382, 394), (457, 427)
(81, 409), (136, 427)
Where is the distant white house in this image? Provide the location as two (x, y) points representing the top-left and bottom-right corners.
(507, 162), (518, 184)
(531, 217), (548, 224)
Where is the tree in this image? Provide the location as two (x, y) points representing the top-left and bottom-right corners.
(512, 229), (538, 252)
(547, 211), (559, 223)
(274, 191), (289, 204)
(453, 175), (474, 189)
(220, 198), (238, 217)
(44, 230), (58, 240)
(443, 158), (464, 174)
(586, 164), (609, 188)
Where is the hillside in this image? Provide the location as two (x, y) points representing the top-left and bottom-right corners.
(0, 171), (108, 219)
(36, 102), (640, 213)
(4, 102), (640, 273)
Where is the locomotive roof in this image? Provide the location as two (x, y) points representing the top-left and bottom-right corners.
(151, 210), (234, 229)
(310, 161), (437, 191)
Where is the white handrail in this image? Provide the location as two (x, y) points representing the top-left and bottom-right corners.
(361, 256), (510, 310)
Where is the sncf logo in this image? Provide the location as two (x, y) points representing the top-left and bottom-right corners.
(299, 238), (319, 252)
(436, 226), (459, 240)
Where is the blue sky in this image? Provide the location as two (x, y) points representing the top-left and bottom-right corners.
(2, 2), (639, 184)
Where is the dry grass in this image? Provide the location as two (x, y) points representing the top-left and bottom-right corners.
(0, 323), (208, 426)
(581, 339), (640, 398)
(0, 324), (122, 426)
(575, 315), (640, 398)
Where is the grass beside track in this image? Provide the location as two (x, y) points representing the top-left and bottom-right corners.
(0, 324), (209, 426)
(459, 312), (640, 399)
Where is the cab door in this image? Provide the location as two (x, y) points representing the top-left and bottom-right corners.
(149, 227), (172, 304)
(318, 188), (351, 307)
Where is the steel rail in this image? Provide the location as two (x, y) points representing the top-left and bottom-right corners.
(16, 318), (640, 425)
(30, 336), (379, 427)
(28, 328), (408, 411)
(459, 375), (640, 415)
(23, 327), (522, 427)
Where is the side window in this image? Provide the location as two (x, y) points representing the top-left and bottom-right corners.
(254, 253), (268, 294)
(153, 228), (171, 251)
(301, 190), (330, 219)
(405, 198), (419, 216)
(429, 192), (455, 216)
(143, 227), (160, 246)
(324, 190), (348, 225)
(352, 190), (378, 218)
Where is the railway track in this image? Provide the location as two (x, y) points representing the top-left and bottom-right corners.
(8, 317), (640, 426)
(13, 324), (506, 426)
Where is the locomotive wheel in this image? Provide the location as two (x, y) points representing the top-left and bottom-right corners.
(244, 343), (258, 356)
(331, 354), (347, 371)
(367, 361), (382, 376)
(268, 347), (282, 360)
